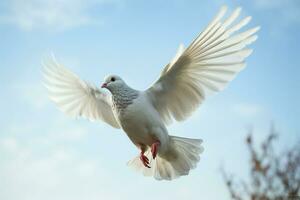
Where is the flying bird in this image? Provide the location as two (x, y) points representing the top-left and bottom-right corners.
(43, 6), (259, 180)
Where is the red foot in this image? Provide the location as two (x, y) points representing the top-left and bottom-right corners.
(151, 141), (160, 159)
(140, 152), (150, 168)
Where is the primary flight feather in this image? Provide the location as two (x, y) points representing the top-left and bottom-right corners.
(43, 6), (259, 180)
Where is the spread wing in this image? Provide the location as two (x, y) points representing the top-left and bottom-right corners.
(43, 57), (120, 129)
(146, 6), (259, 125)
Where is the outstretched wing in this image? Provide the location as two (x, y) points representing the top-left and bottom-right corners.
(146, 6), (259, 125)
(43, 57), (120, 129)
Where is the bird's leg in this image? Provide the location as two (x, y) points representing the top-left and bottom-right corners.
(139, 145), (150, 168)
(151, 140), (161, 159)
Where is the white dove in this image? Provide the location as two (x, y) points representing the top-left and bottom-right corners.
(43, 6), (259, 180)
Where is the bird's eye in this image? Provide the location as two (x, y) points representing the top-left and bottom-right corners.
(111, 77), (115, 82)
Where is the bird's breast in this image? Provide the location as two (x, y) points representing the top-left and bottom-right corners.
(114, 94), (162, 146)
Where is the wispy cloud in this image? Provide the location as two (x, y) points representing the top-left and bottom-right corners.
(0, 136), (118, 200)
(233, 103), (263, 118)
(0, 137), (18, 153)
(253, 0), (300, 25)
(0, 0), (117, 31)
(254, 0), (286, 8)
(12, 83), (49, 110)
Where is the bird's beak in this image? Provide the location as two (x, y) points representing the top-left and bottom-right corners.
(101, 83), (107, 88)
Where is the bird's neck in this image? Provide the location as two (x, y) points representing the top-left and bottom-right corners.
(110, 84), (139, 112)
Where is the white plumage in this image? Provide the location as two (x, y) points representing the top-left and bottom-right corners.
(43, 58), (120, 128)
(43, 6), (259, 180)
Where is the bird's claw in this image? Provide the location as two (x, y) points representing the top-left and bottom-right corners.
(140, 153), (150, 168)
(151, 141), (160, 159)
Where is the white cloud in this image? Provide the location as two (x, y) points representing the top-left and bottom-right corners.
(55, 126), (89, 140)
(14, 83), (49, 110)
(254, 0), (286, 8)
(253, 0), (300, 25)
(233, 103), (262, 118)
(0, 137), (18, 153)
(0, 0), (116, 31)
(0, 136), (121, 200)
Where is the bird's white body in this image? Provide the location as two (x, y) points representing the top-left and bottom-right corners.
(113, 92), (169, 154)
(43, 6), (259, 180)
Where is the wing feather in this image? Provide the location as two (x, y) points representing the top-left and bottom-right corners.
(146, 6), (259, 125)
(43, 57), (120, 129)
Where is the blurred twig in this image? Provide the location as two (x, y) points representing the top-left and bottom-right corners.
(222, 126), (300, 200)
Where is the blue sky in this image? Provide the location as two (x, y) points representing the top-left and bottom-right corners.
(0, 0), (299, 199)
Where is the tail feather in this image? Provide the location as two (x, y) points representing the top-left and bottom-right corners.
(127, 135), (204, 180)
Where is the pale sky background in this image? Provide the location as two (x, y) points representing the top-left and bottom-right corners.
(0, 0), (299, 199)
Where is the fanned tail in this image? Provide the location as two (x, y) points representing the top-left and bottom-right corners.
(127, 135), (204, 180)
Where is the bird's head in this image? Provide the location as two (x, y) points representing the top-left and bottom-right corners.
(101, 75), (125, 92)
